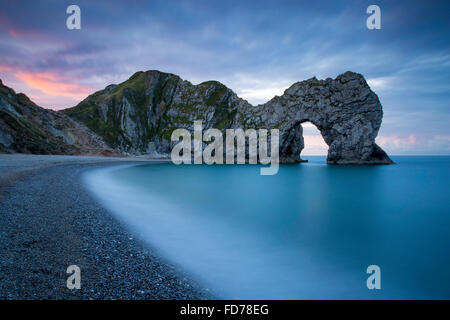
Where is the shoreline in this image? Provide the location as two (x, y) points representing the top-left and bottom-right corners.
(0, 154), (212, 299)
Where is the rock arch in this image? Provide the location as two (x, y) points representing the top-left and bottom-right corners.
(251, 71), (393, 164)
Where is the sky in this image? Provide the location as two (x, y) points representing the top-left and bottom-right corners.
(0, 0), (449, 155)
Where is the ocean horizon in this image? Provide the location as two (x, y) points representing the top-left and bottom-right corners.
(83, 156), (450, 299)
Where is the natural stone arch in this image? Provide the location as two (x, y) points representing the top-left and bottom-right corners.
(250, 71), (393, 164)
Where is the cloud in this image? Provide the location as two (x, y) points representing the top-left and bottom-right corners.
(367, 77), (396, 91)
(8, 28), (41, 39)
(220, 72), (294, 105)
(377, 134), (450, 155)
(238, 87), (287, 105)
(301, 122), (328, 155)
(15, 72), (92, 98)
(0, 0), (449, 154)
(0, 64), (15, 71)
(302, 135), (328, 155)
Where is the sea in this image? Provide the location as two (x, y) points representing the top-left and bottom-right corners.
(83, 156), (450, 299)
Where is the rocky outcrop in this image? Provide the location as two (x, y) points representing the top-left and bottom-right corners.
(249, 71), (393, 164)
(0, 79), (117, 156)
(64, 70), (393, 164)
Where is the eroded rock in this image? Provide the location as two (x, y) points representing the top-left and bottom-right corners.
(63, 70), (392, 164)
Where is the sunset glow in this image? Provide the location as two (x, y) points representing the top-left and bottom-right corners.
(15, 72), (93, 99)
(0, 0), (448, 154)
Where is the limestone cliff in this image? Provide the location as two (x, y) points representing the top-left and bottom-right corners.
(0, 79), (116, 156)
(63, 70), (393, 164)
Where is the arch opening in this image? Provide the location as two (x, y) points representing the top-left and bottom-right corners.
(300, 121), (329, 162)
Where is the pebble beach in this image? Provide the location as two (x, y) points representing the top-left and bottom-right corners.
(0, 154), (212, 299)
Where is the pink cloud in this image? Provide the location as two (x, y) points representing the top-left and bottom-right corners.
(14, 72), (93, 100)
(0, 63), (95, 109)
(302, 134), (328, 155)
(8, 28), (41, 39)
(0, 64), (15, 71)
(376, 134), (450, 154)
(377, 135), (418, 149)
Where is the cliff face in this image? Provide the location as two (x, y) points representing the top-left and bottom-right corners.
(63, 70), (393, 164)
(63, 71), (247, 156)
(0, 80), (116, 156)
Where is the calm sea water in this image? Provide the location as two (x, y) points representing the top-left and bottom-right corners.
(84, 156), (450, 299)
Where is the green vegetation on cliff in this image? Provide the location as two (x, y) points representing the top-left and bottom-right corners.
(62, 70), (241, 155)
